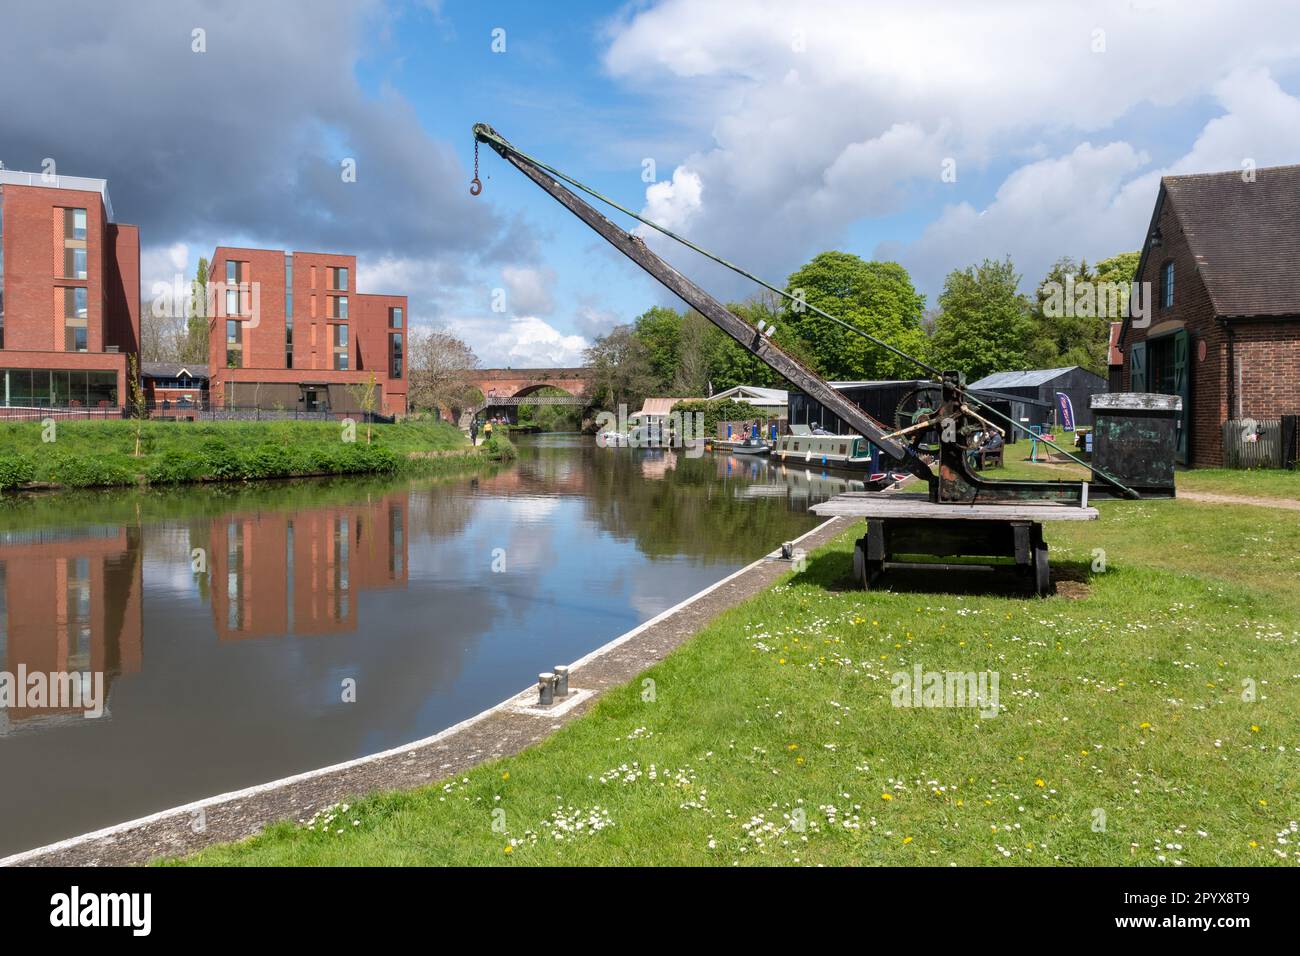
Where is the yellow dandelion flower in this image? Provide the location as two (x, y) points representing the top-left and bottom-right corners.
(1139, 722), (1151, 730)
(881, 793), (893, 801)
(502, 772), (509, 780)
(1259, 799), (1267, 806)
(1035, 779), (1045, 787)
(1251, 725), (1260, 733)
(1249, 840), (1259, 848)
(902, 836), (913, 844)
(504, 845), (513, 854)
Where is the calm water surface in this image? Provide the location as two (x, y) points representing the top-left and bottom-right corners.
(0, 435), (871, 855)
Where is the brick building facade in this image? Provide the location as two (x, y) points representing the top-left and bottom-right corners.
(1117, 164), (1300, 467)
(207, 246), (407, 416)
(0, 171), (139, 411)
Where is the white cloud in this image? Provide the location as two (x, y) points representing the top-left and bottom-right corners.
(883, 66), (1300, 291)
(501, 265), (557, 316)
(451, 315), (588, 368)
(140, 242), (191, 316)
(602, 0), (1300, 295)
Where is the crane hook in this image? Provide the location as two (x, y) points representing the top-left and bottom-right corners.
(469, 138), (482, 196)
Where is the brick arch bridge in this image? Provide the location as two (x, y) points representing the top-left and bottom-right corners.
(460, 367), (594, 426)
(472, 367), (592, 401)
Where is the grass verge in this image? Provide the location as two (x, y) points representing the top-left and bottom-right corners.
(0, 418), (485, 490)
(176, 471), (1300, 866)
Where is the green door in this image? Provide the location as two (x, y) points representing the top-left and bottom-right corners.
(1172, 330), (1190, 464)
(1130, 341), (1147, 392)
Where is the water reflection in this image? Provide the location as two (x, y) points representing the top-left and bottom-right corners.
(0, 436), (852, 855)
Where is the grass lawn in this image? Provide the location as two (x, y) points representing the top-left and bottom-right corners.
(0, 417), (478, 489)
(988, 453), (1299, 503)
(179, 469), (1300, 867)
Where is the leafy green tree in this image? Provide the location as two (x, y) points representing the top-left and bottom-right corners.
(779, 252), (929, 380)
(180, 257), (209, 365)
(584, 324), (658, 412)
(631, 306), (683, 393)
(1024, 252), (1136, 375)
(930, 257), (1032, 380)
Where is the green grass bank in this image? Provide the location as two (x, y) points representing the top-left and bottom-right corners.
(177, 469), (1300, 866)
(0, 418), (512, 491)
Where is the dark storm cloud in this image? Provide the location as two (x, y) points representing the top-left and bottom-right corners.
(0, 0), (526, 263)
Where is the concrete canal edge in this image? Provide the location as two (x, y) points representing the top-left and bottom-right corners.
(1, 516), (848, 866)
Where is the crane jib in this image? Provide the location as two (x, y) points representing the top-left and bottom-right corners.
(478, 132), (936, 487)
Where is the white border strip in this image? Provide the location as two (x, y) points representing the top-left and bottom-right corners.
(1, 517), (841, 866)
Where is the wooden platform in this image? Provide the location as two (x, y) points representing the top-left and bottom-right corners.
(810, 494), (1099, 522)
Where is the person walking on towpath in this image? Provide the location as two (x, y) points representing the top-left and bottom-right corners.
(470, 419), (479, 446)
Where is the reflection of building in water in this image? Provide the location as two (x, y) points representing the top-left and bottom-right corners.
(0, 525), (143, 727)
(209, 493), (409, 640)
(639, 451), (676, 480)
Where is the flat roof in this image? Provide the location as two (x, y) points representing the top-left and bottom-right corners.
(0, 170), (114, 221)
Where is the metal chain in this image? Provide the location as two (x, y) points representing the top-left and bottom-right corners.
(470, 139), (482, 195)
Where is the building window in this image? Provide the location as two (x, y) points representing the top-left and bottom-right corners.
(227, 349), (242, 369)
(285, 256), (293, 318)
(63, 246), (87, 279)
(389, 306), (403, 329)
(63, 287), (88, 352)
(334, 351), (349, 371)
(226, 260), (237, 284)
(334, 323), (348, 348)
(226, 319), (240, 345)
(64, 207), (87, 241)
(1161, 261), (1174, 309)
(390, 332), (403, 378)
(330, 295), (348, 319)
(329, 266), (349, 292)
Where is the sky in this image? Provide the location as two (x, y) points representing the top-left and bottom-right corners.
(3, 0), (1300, 367)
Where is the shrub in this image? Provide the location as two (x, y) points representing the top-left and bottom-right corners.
(45, 453), (134, 488)
(485, 431), (517, 462)
(0, 454), (36, 490)
(145, 452), (210, 484)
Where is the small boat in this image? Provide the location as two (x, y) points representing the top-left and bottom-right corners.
(774, 425), (877, 470)
(596, 430), (631, 448)
(730, 437), (770, 456)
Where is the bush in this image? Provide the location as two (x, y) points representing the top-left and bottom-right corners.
(44, 453), (134, 488)
(145, 452), (210, 484)
(670, 399), (763, 436)
(485, 431), (517, 462)
(0, 454), (36, 490)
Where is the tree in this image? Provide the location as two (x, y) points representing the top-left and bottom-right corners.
(179, 256), (209, 366)
(347, 371), (379, 443)
(930, 257), (1033, 380)
(406, 327), (480, 415)
(127, 352), (147, 456)
(631, 306), (683, 393)
(779, 252), (929, 380)
(584, 324), (658, 412)
(1024, 252), (1138, 375)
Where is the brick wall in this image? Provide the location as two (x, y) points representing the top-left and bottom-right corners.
(1121, 194), (1228, 466)
(1229, 320), (1300, 420)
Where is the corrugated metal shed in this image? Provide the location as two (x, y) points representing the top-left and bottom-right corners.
(968, 367), (1080, 390)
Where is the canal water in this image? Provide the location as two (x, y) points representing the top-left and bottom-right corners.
(0, 434), (867, 856)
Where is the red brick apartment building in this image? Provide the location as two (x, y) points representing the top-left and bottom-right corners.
(208, 247), (407, 416)
(0, 170), (139, 412)
(1117, 163), (1300, 466)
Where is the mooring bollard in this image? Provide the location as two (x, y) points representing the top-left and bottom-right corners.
(538, 672), (556, 706)
(554, 665), (570, 697)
